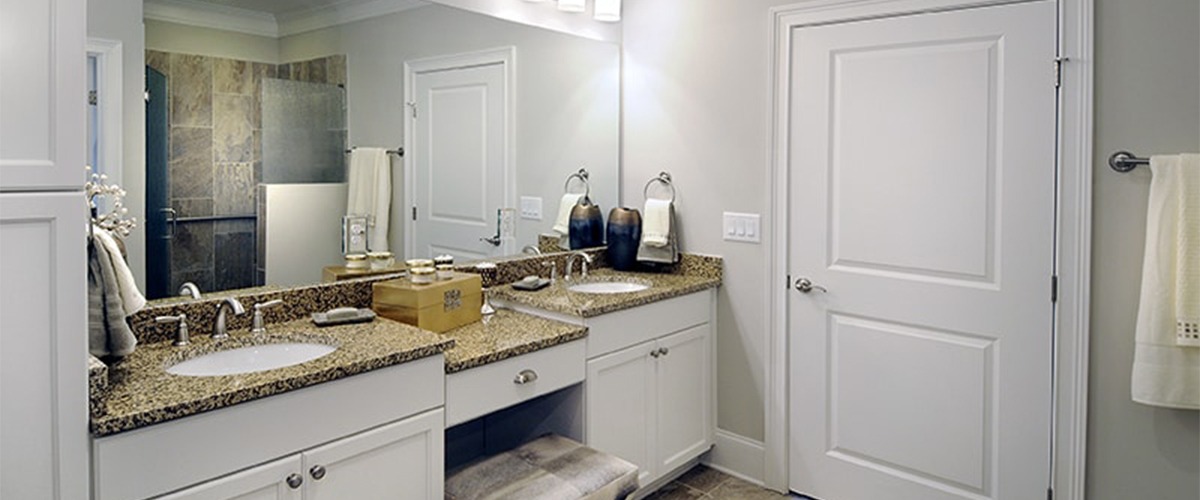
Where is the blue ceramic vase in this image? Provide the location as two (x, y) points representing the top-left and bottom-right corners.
(569, 199), (604, 250)
(605, 207), (641, 271)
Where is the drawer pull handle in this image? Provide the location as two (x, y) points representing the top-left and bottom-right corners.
(514, 369), (538, 385)
(286, 473), (303, 489)
(310, 465), (326, 480)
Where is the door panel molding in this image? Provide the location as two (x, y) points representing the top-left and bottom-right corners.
(764, 2), (1094, 500)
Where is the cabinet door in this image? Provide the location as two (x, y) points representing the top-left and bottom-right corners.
(586, 341), (658, 485)
(0, 193), (88, 499)
(655, 323), (713, 474)
(156, 455), (302, 500)
(0, 0), (85, 190)
(303, 408), (444, 500)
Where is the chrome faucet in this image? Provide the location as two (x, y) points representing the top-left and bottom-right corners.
(178, 282), (201, 300)
(213, 297), (246, 340)
(250, 299), (284, 335)
(564, 251), (593, 281)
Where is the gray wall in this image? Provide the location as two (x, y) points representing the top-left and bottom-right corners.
(623, 0), (1200, 495)
(1088, 0), (1200, 498)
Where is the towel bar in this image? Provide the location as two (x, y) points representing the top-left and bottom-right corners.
(345, 146), (403, 156)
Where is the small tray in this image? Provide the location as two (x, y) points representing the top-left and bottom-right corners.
(311, 308), (377, 327)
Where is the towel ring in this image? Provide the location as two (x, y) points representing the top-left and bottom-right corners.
(564, 167), (591, 199)
(643, 172), (676, 203)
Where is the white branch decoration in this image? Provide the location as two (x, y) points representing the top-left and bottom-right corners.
(85, 166), (137, 238)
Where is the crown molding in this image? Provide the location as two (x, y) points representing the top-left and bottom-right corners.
(277, 0), (429, 37)
(144, 0), (279, 38)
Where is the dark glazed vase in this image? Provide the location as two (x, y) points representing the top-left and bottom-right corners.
(569, 199), (604, 250)
(606, 207), (641, 271)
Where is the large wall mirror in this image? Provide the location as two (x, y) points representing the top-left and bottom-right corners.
(132, 0), (620, 299)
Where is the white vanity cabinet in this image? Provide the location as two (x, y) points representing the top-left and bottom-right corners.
(583, 290), (715, 490)
(159, 408), (444, 500)
(94, 355), (444, 500)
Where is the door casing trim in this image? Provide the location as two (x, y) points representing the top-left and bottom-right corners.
(402, 46), (518, 258)
(763, 2), (1093, 499)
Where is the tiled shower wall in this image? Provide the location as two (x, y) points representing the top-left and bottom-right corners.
(145, 51), (347, 293)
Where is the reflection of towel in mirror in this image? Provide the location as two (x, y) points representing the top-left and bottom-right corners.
(1131, 153), (1200, 410)
(637, 201), (678, 265)
(94, 228), (145, 315)
(553, 194), (583, 235)
(88, 235), (137, 358)
(347, 147), (392, 251)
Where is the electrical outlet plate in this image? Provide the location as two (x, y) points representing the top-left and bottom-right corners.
(343, 214), (369, 254)
(520, 196), (543, 220)
(723, 212), (761, 243)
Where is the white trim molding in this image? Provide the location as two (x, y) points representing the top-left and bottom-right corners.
(86, 38), (124, 192)
(402, 46), (518, 259)
(143, 0), (428, 39)
(276, 0), (428, 37)
(763, 1), (1093, 499)
(703, 429), (767, 486)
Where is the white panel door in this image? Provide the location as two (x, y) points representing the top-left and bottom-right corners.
(654, 324), (713, 476)
(157, 455), (303, 500)
(787, 2), (1056, 500)
(304, 409), (444, 500)
(586, 341), (657, 486)
(0, 192), (88, 499)
(412, 63), (507, 261)
(0, 0), (85, 190)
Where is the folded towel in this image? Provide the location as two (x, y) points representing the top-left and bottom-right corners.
(1131, 153), (1200, 409)
(637, 203), (679, 265)
(641, 198), (672, 248)
(347, 148), (392, 251)
(94, 228), (145, 315)
(553, 193), (583, 235)
(88, 235), (137, 359)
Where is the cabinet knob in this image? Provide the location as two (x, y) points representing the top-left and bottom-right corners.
(286, 473), (303, 489)
(513, 369), (538, 385)
(310, 465), (326, 480)
(659, 347), (669, 356)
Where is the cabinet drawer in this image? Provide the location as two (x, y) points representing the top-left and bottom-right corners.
(586, 290), (712, 358)
(445, 340), (585, 427)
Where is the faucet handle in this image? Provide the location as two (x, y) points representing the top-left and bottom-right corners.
(251, 299), (284, 335)
(542, 261), (558, 284)
(156, 313), (190, 347)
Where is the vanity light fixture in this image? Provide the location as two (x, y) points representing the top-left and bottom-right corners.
(558, 0), (586, 13)
(592, 0), (620, 21)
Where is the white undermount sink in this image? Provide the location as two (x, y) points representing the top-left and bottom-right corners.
(567, 279), (652, 294)
(167, 342), (337, 377)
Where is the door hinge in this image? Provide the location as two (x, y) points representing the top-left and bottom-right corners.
(406, 101), (417, 119)
(1051, 275), (1059, 303)
(88, 90), (98, 106)
(411, 206), (417, 221)
(1047, 487), (1054, 500)
(1054, 57), (1068, 89)
(786, 274), (791, 290)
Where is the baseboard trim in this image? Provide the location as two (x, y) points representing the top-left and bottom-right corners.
(702, 429), (766, 486)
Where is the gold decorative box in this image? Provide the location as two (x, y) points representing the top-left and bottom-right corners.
(372, 272), (482, 332)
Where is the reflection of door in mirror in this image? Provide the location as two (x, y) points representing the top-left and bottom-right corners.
(409, 50), (512, 261)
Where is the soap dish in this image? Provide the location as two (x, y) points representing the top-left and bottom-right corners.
(311, 308), (377, 327)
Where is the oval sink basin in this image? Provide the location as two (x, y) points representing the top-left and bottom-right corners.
(167, 342), (337, 377)
(568, 280), (651, 294)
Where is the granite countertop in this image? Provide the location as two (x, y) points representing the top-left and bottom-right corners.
(91, 317), (453, 437)
(440, 309), (588, 374)
(488, 268), (721, 318)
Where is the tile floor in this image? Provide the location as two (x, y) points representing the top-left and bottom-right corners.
(643, 464), (795, 499)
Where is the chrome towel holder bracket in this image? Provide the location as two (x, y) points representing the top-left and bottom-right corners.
(1108, 150), (1151, 172)
(564, 167), (592, 200)
(643, 171), (676, 203)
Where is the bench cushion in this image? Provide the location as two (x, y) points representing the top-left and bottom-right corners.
(445, 434), (638, 500)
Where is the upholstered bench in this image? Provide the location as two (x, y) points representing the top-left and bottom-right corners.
(445, 434), (639, 500)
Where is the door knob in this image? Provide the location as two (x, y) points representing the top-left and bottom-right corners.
(794, 277), (827, 294)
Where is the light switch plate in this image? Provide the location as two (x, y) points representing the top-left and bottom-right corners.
(520, 196), (543, 220)
(723, 212), (761, 243)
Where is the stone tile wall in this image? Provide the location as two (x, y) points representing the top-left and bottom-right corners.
(145, 51), (347, 294)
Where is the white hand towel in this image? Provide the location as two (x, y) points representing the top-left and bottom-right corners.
(347, 148), (392, 252)
(1131, 153), (1200, 410)
(553, 193), (583, 235)
(94, 228), (146, 315)
(1173, 154), (1199, 346)
(641, 198), (672, 248)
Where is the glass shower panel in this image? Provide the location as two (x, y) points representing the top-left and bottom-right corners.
(262, 78), (347, 183)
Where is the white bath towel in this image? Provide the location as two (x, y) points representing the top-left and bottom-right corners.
(641, 198), (672, 248)
(1131, 153), (1200, 410)
(94, 228), (146, 315)
(347, 148), (392, 251)
(553, 193), (583, 235)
